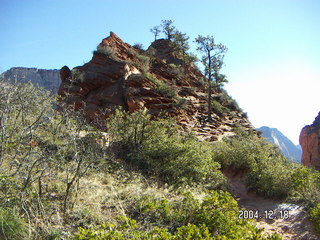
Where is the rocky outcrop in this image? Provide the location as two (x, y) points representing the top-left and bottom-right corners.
(258, 126), (301, 163)
(300, 113), (320, 169)
(0, 67), (61, 94)
(58, 32), (255, 141)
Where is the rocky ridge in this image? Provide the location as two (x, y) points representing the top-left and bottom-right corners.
(258, 126), (302, 163)
(300, 112), (320, 169)
(0, 67), (61, 94)
(58, 32), (254, 141)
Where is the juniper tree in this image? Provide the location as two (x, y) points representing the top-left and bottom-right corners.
(195, 35), (227, 120)
(150, 25), (161, 41)
(161, 20), (176, 41)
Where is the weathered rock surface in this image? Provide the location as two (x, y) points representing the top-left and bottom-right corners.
(58, 32), (255, 141)
(0, 67), (61, 94)
(300, 113), (320, 169)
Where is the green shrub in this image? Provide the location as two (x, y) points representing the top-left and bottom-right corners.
(0, 175), (19, 208)
(74, 191), (279, 239)
(211, 100), (229, 117)
(156, 82), (177, 99)
(94, 45), (119, 60)
(133, 43), (144, 50)
(132, 122), (223, 187)
(144, 73), (177, 99)
(194, 191), (250, 239)
(109, 110), (226, 189)
(0, 207), (27, 240)
(174, 224), (211, 240)
(309, 204), (320, 232)
(170, 192), (201, 227)
(247, 161), (293, 199)
(134, 195), (171, 225)
(290, 166), (320, 203)
(213, 132), (295, 199)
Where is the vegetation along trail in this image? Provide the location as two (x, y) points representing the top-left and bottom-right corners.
(225, 171), (319, 240)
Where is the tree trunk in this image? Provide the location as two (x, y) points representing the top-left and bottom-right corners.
(207, 51), (212, 121)
(208, 82), (212, 121)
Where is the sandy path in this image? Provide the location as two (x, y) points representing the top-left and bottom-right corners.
(225, 171), (319, 240)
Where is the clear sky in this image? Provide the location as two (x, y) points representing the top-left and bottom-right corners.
(1, 0), (319, 144)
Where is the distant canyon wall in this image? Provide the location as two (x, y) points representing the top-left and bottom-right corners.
(0, 67), (61, 94)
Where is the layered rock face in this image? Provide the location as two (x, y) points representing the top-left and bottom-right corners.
(58, 32), (254, 141)
(0, 67), (61, 94)
(300, 113), (320, 169)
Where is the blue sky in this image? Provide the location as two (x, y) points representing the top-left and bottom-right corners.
(1, 0), (319, 144)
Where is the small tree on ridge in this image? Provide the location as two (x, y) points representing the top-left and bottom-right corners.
(195, 35), (227, 121)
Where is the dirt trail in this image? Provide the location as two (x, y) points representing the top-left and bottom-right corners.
(225, 171), (319, 240)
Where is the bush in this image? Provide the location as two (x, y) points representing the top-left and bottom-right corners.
(0, 81), (108, 236)
(94, 45), (119, 60)
(174, 224), (211, 240)
(290, 166), (320, 204)
(73, 191), (280, 239)
(211, 100), (229, 117)
(194, 191), (250, 239)
(309, 204), (320, 232)
(134, 195), (171, 225)
(213, 132), (295, 199)
(133, 43), (144, 50)
(144, 73), (178, 99)
(0, 207), (27, 240)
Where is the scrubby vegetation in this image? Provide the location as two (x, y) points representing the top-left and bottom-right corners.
(3, 18), (320, 238)
(1, 81), (290, 239)
(73, 191), (281, 240)
(144, 73), (178, 100)
(212, 129), (320, 202)
(94, 45), (119, 60)
(108, 109), (226, 189)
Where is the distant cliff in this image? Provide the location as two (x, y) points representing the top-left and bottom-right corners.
(0, 67), (61, 94)
(258, 126), (301, 163)
(300, 113), (320, 169)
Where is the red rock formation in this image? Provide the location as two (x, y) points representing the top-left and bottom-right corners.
(300, 113), (320, 169)
(58, 32), (255, 141)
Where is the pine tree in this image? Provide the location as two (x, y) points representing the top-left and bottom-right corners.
(161, 20), (176, 41)
(195, 35), (227, 120)
(150, 25), (161, 41)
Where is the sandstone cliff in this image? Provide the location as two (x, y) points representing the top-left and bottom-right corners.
(58, 32), (254, 141)
(0, 67), (61, 94)
(300, 112), (320, 169)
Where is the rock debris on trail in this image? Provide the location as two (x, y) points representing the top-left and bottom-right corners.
(225, 171), (319, 240)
